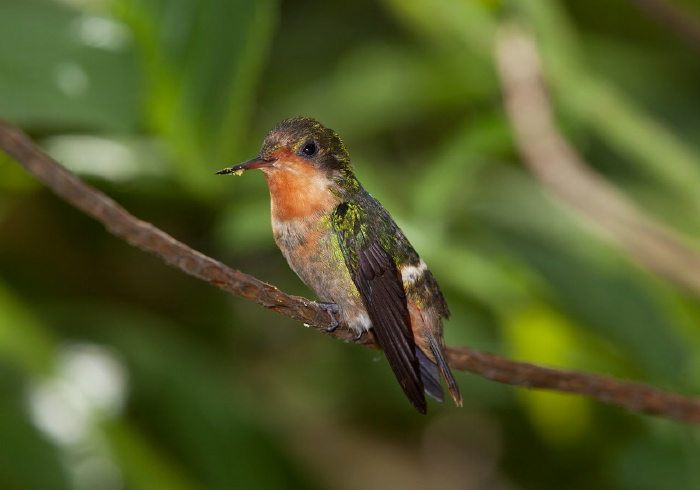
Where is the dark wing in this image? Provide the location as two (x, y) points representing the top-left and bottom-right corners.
(333, 202), (426, 413)
(356, 241), (426, 413)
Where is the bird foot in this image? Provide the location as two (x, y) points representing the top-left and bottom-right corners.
(315, 302), (341, 332)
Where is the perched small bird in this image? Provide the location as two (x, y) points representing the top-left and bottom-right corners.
(217, 117), (461, 413)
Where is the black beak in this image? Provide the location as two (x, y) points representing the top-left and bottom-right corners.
(215, 157), (276, 175)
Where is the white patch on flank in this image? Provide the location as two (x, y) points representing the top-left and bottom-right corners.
(348, 311), (372, 332)
(401, 259), (427, 285)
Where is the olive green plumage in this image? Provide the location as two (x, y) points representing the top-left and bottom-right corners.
(331, 192), (450, 318)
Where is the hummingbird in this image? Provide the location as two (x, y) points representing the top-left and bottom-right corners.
(217, 117), (462, 413)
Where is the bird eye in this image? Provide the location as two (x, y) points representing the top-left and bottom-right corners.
(300, 141), (317, 157)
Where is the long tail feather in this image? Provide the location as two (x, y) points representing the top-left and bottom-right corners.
(426, 330), (463, 406)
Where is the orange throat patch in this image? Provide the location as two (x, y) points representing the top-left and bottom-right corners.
(261, 158), (338, 222)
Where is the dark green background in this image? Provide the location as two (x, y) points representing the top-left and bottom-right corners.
(1, 0), (700, 488)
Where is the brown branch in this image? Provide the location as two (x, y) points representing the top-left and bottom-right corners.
(448, 347), (700, 422)
(1, 119), (699, 424)
(495, 25), (700, 297)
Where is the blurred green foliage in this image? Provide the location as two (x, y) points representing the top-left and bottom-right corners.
(1, 0), (700, 488)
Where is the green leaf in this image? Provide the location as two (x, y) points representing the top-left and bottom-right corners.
(0, 0), (141, 131)
(116, 0), (278, 194)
